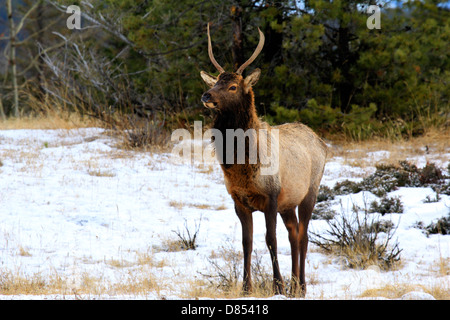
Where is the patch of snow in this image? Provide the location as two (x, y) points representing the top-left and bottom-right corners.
(0, 128), (448, 300)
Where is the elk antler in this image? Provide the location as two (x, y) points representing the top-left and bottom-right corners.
(207, 23), (225, 74)
(236, 28), (265, 75)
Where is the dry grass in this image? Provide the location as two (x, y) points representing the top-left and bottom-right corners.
(328, 127), (450, 168)
(192, 244), (282, 299)
(168, 200), (227, 211)
(0, 112), (101, 130)
(359, 256), (450, 300)
(0, 248), (165, 298)
(0, 270), (69, 296)
(87, 169), (116, 178)
(360, 282), (449, 300)
(438, 257), (450, 276)
(3, 109), (448, 164)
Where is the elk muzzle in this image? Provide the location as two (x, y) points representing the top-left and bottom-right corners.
(201, 92), (217, 109)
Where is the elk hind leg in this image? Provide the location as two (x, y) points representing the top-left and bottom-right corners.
(280, 207), (300, 296)
(264, 195), (284, 294)
(297, 189), (316, 297)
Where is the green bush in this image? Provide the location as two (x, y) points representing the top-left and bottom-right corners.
(434, 181), (450, 196)
(298, 99), (340, 132)
(415, 214), (450, 236)
(333, 180), (362, 195)
(341, 103), (379, 141)
(369, 196), (404, 215)
(317, 185), (335, 202)
(265, 104), (301, 125)
(419, 162), (444, 185)
(426, 215), (450, 235)
(312, 201), (337, 220)
(328, 161), (448, 198)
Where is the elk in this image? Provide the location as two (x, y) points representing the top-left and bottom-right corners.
(200, 23), (327, 297)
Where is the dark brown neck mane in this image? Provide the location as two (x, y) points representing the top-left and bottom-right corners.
(212, 88), (259, 132)
(212, 88), (261, 169)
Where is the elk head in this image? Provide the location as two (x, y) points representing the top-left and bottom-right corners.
(200, 23), (265, 111)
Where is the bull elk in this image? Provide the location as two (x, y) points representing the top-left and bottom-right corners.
(200, 23), (327, 297)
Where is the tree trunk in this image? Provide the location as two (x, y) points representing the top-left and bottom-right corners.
(7, 0), (19, 117)
(337, 26), (352, 114)
(0, 94), (6, 121)
(263, 2), (284, 69)
(36, 1), (46, 97)
(231, 5), (244, 72)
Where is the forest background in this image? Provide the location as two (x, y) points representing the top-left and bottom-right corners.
(0, 0), (448, 142)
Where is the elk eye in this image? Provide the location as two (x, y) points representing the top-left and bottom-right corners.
(229, 85), (237, 91)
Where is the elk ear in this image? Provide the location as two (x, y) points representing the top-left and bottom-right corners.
(200, 71), (218, 87)
(243, 68), (261, 93)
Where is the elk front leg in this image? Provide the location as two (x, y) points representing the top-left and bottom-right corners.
(235, 204), (253, 294)
(264, 196), (284, 295)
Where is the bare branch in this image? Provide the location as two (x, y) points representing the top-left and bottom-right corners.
(18, 41), (66, 77)
(15, 0), (42, 35)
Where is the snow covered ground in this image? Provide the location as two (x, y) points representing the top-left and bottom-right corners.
(0, 128), (448, 299)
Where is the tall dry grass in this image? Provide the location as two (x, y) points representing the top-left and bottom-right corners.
(327, 126), (450, 170)
(0, 85), (102, 130)
(0, 84), (173, 153)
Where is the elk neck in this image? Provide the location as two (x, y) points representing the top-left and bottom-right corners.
(212, 88), (260, 133)
(212, 88), (261, 171)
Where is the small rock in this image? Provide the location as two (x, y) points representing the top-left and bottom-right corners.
(365, 265), (381, 273)
(400, 291), (436, 300)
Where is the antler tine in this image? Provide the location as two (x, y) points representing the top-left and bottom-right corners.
(207, 23), (225, 74)
(236, 28), (265, 75)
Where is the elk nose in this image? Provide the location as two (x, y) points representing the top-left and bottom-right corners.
(201, 92), (211, 103)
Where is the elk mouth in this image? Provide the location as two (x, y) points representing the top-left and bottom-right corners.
(201, 93), (218, 108)
(203, 101), (218, 109)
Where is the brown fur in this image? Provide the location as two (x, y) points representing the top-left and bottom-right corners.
(200, 28), (327, 297)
